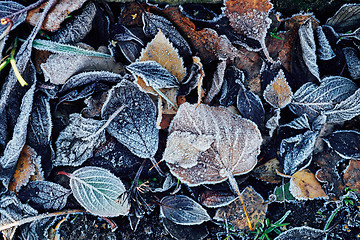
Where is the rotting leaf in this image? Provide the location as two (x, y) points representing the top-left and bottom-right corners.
(280, 130), (318, 175)
(289, 169), (328, 200)
(8, 146), (39, 193)
(251, 158), (282, 184)
(160, 195), (211, 225)
(237, 79), (265, 129)
(274, 226), (326, 240)
(162, 218), (209, 240)
(27, 0), (88, 32)
(224, 0), (275, 63)
(214, 186), (268, 231)
(60, 166), (129, 217)
(101, 81), (161, 173)
(289, 76), (358, 122)
(198, 190), (236, 208)
(324, 130), (360, 160)
(343, 160), (360, 192)
(264, 69), (293, 109)
(326, 4), (360, 33)
(299, 19), (320, 81)
(18, 181), (71, 211)
(343, 47), (360, 80)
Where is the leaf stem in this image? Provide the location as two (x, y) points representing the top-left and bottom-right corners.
(96, 105), (127, 135)
(149, 157), (165, 177)
(228, 174), (254, 231)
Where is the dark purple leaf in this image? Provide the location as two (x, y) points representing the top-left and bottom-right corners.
(324, 130), (360, 160)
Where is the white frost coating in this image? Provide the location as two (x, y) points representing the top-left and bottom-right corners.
(266, 108), (281, 137)
(274, 226), (325, 240)
(163, 131), (215, 168)
(316, 26), (335, 61)
(281, 114), (311, 130)
(163, 103), (262, 186)
(343, 47), (360, 80)
(299, 19), (320, 81)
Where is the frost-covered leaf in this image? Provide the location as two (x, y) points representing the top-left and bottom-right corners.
(19, 217), (58, 240)
(274, 226), (326, 240)
(127, 61), (179, 89)
(219, 66), (243, 107)
(198, 190), (236, 208)
(54, 113), (106, 166)
(204, 60), (226, 104)
(343, 47), (360, 80)
(299, 19), (320, 81)
(142, 12), (192, 59)
(51, 2), (96, 44)
(290, 169), (328, 200)
(266, 108), (281, 137)
(273, 182), (296, 202)
(32, 39), (111, 58)
(0, 1), (26, 37)
(237, 79), (265, 129)
(8, 146), (39, 193)
(64, 166), (129, 217)
(343, 160), (360, 191)
(326, 4), (360, 33)
(316, 26), (335, 61)
(27, 0), (87, 32)
(160, 195), (210, 225)
(18, 181), (71, 211)
(251, 158), (282, 184)
(101, 81), (159, 159)
(324, 130), (360, 160)
(214, 186), (268, 231)
(163, 103), (262, 186)
(41, 44), (120, 85)
(289, 76), (358, 122)
(162, 218), (209, 240)
(324, 88), (360, 123)
(264, 69), (293, 109)
(280, 130), (318, 175)
(281, 114), (311, 130)
(224, 0), (274, 62)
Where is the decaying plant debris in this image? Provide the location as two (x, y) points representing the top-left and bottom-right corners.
(0, 0), (360, 239)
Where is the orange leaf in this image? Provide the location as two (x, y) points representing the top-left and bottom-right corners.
(290, 169), (328, 200)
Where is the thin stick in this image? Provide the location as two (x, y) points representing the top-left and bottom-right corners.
(228, 175), (254, 231)
(149, 157), (165, 177)
(0, 209), (84, 231)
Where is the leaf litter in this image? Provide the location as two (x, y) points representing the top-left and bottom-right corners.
(1, 0), (360, 239)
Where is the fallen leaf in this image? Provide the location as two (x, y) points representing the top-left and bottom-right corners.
(343, 160), (360, 192)
(214, 186), (268, 231)
(281, 114), (311, 130)
(160, 195), (211, 225)
(0, 1), (26, 38)
(265, 108), (281, 137)
(324, 130), (360, 160)
(274, 226), (326, 240)
(289, 169), (328, 200)
(27, 0), (88, 32)
(263, 69), (293, 109)
(219, 65), (244, 107)
(326, 4), (360, 33)
(273, 182), (296, 202)
(343, 47), (360, 80)
(316, 26), (335, 61)
(204, 59), (226, 104)
(162, 218), (209, 240)
(251, 158), (282, 184)
(198, 190), (236, 208)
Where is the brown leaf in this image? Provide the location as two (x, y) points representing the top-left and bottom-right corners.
(8, 146), (42, 193)
(163, 102), (262, 186)
(27, 0), (88, 32)
(251, 158), (282, 184)
(198, 190), (236, 208)
(343, 160), (360, 192)
(82, 91), (108, 118)
(214, 186), (268, 231)
(263, 69), (293, 108)
(290, 169), (328, 200)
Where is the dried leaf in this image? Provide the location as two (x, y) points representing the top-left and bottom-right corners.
(27, 0), (88, 32)
(264, 69), (293, 109)
(204, 59), (226, 104)
(289, 169), (328, 200)
(160, 195), (210, 225)
(54, 113), (106, 167)
(51, 2), (97, 44)
(179, 56), (204, 97)
(162, 218), (209, 240)
(274, 226), (326, 240)
(343, 47), (360, 80)
(8, 146), (39, 193)
(214, 186), (267, 231)
(316, 26), (335, 61)
(41, 44), (120, 85)
(273, 182), (296, 202)
(280, 130), (318, 175)
(163, 103), (262, 186)
(251, 158), (282, 184)
(198, 190), (236, 208)
(289, 76), (358, 122)
(237, 79), (265, 129)
(127, 61), (180, 89)
(0, 1), (26, 37)
(265, 108), (281, 137)
(326, 4), (360, 33)
(142, 12), (192, 60)
(219, 66), (244, 107)
(224, 0), (274, 62)
(299, 19), (320, 81)
(65, 166), (129, 217)
(19, 217), (58, 240)
(343, 160), (360, 191)
(101, 81), (159, 160)
(324, 130), (360, 160)
(18, 181), (71, 211)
